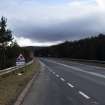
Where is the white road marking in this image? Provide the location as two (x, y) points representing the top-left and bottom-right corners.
(66, 59), (105, 70)
(56, 74), (59, 78)
(60, 77), (65, 82)
(78, 91), (90, 99)
(45, 64), (54, 73)
(40, 59), (93, 102)
(67, 82), (74, 88)
(45, 59), (105, 79)
(39, 60), (46, 67)
(91, 101), (99, 105)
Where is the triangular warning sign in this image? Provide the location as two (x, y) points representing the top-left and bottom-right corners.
(17, 54), (25, 61)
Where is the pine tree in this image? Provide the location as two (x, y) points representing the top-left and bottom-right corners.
(0, 16), (13, 69)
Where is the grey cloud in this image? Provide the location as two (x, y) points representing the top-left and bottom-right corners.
(13, 12), (105, 43)
(0, 0), (104, 45)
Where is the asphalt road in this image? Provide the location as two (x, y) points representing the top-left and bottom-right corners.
(21, 58), (105, 105)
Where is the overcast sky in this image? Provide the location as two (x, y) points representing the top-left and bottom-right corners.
(0, 0), (105, 46)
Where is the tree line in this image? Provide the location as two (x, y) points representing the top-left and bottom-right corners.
(0, 17), (32, 69)
(34, 34), (105, 61)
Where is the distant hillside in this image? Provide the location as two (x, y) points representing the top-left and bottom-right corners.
(34, 34), (105, 60)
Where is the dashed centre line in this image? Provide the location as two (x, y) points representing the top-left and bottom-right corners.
(67, 82), (74, 88)
(56, 74), (59, 78)
(78, 91), (90, 99)
(51, 71), (91, 100)
(48, 68), (91, 101)
(43, 61), (92, 101)
(60, 77), (65, 82)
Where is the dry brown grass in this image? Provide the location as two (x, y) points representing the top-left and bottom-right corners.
(0, 60), (40, 105)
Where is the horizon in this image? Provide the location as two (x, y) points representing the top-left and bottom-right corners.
(22, 33), (105, 47)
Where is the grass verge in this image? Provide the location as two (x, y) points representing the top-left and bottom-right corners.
(0, 59), (40, 105)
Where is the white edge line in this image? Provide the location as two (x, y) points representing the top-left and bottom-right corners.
(67, 82), (74, 88)
(78, 91), (90, 99)
(45, 59), (105, 79)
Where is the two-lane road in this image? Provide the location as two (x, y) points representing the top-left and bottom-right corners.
(21, 58), (105, 105)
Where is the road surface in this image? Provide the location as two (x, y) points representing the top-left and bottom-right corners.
(21, 58), (105, 105)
